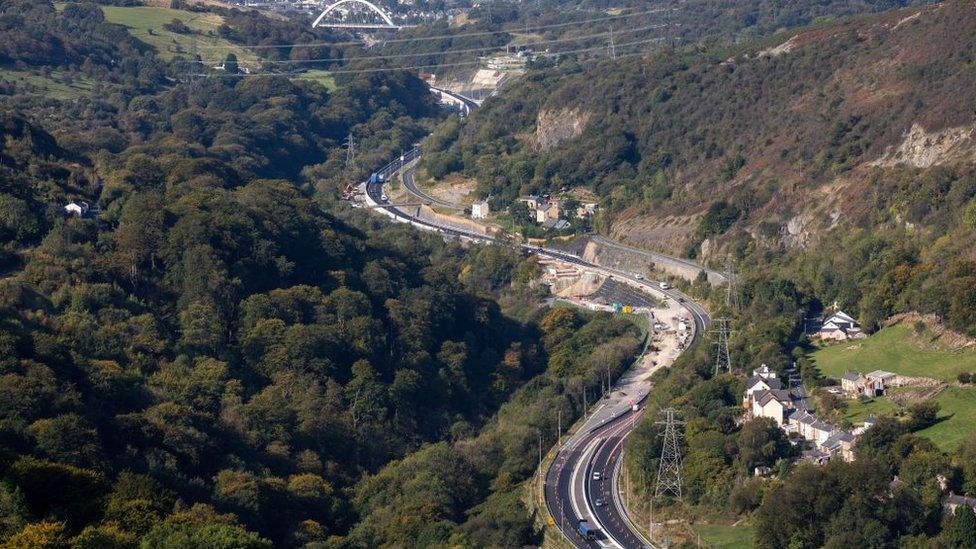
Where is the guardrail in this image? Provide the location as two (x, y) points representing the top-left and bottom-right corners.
(371, 146), (421, 183)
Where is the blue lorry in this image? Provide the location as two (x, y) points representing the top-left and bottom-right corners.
(578, 519), (598, 541)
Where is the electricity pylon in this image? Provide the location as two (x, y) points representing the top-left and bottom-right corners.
(344, 133), (356, 178)
(724, 260), (739, 313)
(654, 408), (684, 499)
(712, 317), (731, 376)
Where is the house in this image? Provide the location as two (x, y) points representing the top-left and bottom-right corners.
(542, 218), (570, 230)
(852, 415), (877, 436)
(576, 202), (598, 217)
(790, 410), (836, 446)
(818, 310), (864, 340)
(535, 201), (559, 223)
(945, 494), (976, 516)
(753, 364), (777, 380)
(744, 376), (783, 408)
(802, 448), (832, 465)
(841, 372), (866, 396)
(64, 201), (90, 216)
(471, 201), (490, 219)
(821, 430), (855, 461)
(752, 389), (794, 426)
(519, 195), (542, 210)
(865, 370), (899, 394)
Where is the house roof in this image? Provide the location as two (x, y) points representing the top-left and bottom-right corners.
(864, 415), (877, 424)
(754, 365), (772, 375)
(746, 377), (783, 391)
(542, 219), (570, 230)
(757, 389), (792, 407)
(827, 310), (857, 325)
(842, 372), (863, 382)
(823, 430), (855, 450)
(866, 370), (897, 380)
(791, 410), (834, 432)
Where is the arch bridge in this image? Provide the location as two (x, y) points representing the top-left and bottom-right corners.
(312, 0), (408, 29)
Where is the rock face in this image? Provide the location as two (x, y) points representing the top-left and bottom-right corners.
(872, 123), (976, 168)
(534, 108), (590, 152)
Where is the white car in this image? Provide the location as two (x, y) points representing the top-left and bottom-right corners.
(381, 194), (388, 202)
(635, 274), (644, 281)
(659, 282), (670, 290)
(592, 471), (602, 481)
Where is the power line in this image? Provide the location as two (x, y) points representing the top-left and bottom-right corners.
(196, 7), (675, 50)
(189, 36), (666, 78)
(249, 23), (667, 65)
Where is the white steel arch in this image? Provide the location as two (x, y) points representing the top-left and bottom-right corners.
(312, 0), (396, 28)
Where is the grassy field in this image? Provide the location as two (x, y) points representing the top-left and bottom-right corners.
(918, 386), (976, 451)
(0, 68), (94, 100)
(99, 5), (262, 68)
(811, 323), (976, 450)
(691, 523), (755, 548)
(842, 396), (899, 424)
(295, 70), (338, 92)
(811, 323), (976, 381)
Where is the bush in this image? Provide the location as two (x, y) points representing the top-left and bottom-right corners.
(959, 372), (973, 384)
(728, 477), (765, 513)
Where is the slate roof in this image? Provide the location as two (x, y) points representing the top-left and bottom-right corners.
(542, 218), (570, 230)
(757, 389), (792, 407)
(842, 372), (863, 382)
(746, 376), (783, 391)
(822, 430), (855, 451)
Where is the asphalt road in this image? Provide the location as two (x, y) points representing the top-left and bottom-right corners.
(401, 166), (463, 209)
(365, 162), (710, 549)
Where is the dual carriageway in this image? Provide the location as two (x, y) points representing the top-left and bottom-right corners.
(357, 88), (711, 549)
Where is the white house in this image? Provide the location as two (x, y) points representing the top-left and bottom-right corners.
(752, 389), (794, 426)
(853, 415), (877, 436)
(865, 370), (899, 394)
(64, 201), (89, 216)
(744, 376), (783, 408)
(753, 364), (777, 380)
(471, 201), (490, 219)
(819, 310), (864, 340)
(790, 410), (836, 446)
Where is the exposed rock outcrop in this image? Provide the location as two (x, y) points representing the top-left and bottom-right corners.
(534, 108), (590, 152)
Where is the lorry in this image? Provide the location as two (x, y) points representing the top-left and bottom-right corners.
(368, 172), (387, 185)
(578, 519), (598, 541)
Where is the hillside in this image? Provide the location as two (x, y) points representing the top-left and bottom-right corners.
(0, 3), (647, 547)
(425, 0), (976, 332)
